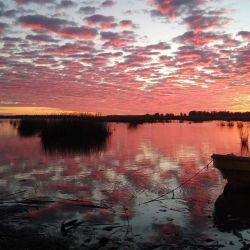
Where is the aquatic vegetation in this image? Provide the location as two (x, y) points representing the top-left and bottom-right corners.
(219, 121), (225, 126)
(226, 121), (234, 127)
(237, 122), (244, 128)
(17, 117), (111, 155)
(17, 119), (43, 137)
(237, 124), (250, 156)
(238, 126), (249, 147)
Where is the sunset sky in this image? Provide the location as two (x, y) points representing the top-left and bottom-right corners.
(0, 0), (250, 115)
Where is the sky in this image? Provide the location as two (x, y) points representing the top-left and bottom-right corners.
(0, 0), (250, 115)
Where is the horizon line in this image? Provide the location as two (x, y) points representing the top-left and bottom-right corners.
(1, 110), (250, 117)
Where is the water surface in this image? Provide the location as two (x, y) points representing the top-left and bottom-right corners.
(0, 120), (249, 249)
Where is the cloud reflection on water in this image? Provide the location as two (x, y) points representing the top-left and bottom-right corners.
(0, 121), (249, 248)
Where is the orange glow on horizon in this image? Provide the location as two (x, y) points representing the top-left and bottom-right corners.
(229, 95), (250, 113)
(0, 106), (95, 116)
(0, 106), (249, 116)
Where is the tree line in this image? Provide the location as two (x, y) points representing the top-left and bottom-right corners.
(1, 111), (250, 122)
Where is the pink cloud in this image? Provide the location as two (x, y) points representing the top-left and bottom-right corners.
(123, 54), (152, 66)
(18, 14), (74, 30)
(16, 0), (54, 5)
(19, 15), (98, 39)
(55, 26), (98, 39)
(101, 31), (135, 47)
(174, 31), (225, 47)
(101, 0), (115, 8)
(148, 0), (207, 20)
(146, 42), (170, 50)
(238, 31), (250, 42)
(148, 0), (176, 20)
(183, 13), (230, 32)
(85, 14), (116, 29)
(2, 1), (250, 115)
(45, 43), (94, 54)
(78, 6), (96, 15)
(57, 0), (76, 9)
(119, 20), (134, 29)
(26, 34), (56, 43)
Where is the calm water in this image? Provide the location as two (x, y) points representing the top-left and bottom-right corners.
(0, 120), (250, 249)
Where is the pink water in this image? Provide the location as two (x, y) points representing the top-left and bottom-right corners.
(0, 120), (249, 248)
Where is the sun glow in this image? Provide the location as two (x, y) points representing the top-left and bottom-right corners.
(229, 95), (250, 112)
(0, 107), (79, 115)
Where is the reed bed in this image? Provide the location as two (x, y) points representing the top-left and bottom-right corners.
(17, 117), (111, 155)
(238, 125), (249, 147)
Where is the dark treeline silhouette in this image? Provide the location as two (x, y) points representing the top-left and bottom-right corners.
(107, 111), (250, 122)
(2, 111), (250, 123)
(17, 118), (111, 155)
(188, 111), (250, 122)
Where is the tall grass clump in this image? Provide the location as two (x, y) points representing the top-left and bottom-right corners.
(237, 122), (244, 128)
(41, 119), (110, 155)
(17, 119), (44, 137)
(238, 125), (249, 147)
(17, 117), (111, 155)
(227, 121), (234, 127)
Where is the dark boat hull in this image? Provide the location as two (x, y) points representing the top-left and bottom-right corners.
(212, 154), (250, 188)
(212, 154), (250, 171)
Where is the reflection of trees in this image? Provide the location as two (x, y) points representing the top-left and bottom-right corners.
(17, 118), (111, 155)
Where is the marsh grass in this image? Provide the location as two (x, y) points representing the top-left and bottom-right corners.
(238, 125), (249, 147)
(17, 117), (111, 155)
(227, 121), (234, 127)
(237, 122), (244, 128)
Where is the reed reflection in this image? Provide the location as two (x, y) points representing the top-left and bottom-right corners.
(17, 118), (111, 155)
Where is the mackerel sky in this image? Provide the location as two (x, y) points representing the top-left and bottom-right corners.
(0, 0), (250, 114)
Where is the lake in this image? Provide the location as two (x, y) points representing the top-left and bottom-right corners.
(0, 120), (249, 249)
